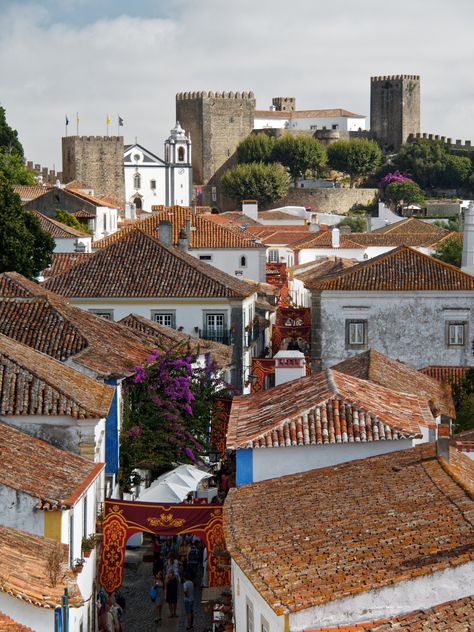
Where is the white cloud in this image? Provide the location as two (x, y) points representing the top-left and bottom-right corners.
(1, 0), (474, 167)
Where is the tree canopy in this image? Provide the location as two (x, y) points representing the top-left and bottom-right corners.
(327, 139), (382, 187)
(0, 148), (35, 185)
(433, 235), (463, 268)
(236, 132), (275, 164)
(384, 180), (425, 213)
(221, 162), (290, 205)
(56, 209), (93, 235)
(270, 134), (327, 183)
(0, 106), (24, 157)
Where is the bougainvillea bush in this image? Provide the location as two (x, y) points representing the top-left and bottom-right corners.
(379, 171), (412, 191)
(119, 345), (231, 491)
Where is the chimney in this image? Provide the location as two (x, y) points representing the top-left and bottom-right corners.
(178, 226), (188, 253)
(158, 220), (172, 247)
(242, 200), (258, 222)
(331, 227), (340, 248)
(309, 220), (320, 233)
(185, 217), (191, 239)
(461, 201), (474, 275)
(436, 423), (451, 462)
(274, 350), (306, 386)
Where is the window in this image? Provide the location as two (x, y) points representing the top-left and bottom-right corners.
(69, 511), (74, 566)
(83, 495), (88, 539)
(150, 179), (156, 190)
(447, 321), (466, 346)
(134, 195), (142, 210)
(240, 255), (247, 267)
(152, 312), (176, 328)
(205, 313), (226, 342)
(346, 320), (367, 348)
(178, 147), (185, 161)
(199, 254), (213, 261)
(89, 309), (113, 320)
(268, 249), (279, 263)
(260, 616), (269, 632)
(103, 214), (107, 232)
(246, 600), (254, 632)
(134, 173), (141, 189)
(332, 124), (339, 130)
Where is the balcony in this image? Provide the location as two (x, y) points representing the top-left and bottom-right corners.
(199, 328), (233, 346)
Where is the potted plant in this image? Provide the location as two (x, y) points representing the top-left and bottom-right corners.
(73, 558), (85, 574)
(81, 534), (97, 558)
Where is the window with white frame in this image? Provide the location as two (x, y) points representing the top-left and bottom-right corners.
(268, 249), (279, 263)
(447, 321), (466, 346)
(152, 312), (176, 328)
(205, 313), (226, 341)
(346, 320), (367, 347)
(134, 173), (141, 189)
(89, 309), (113, 320)
(246, 600), (254, 632)
(260, 617), (269, 632)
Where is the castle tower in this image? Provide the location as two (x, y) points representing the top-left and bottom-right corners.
(272, 97), (295, 112)
(175, 91), (256, 185)
(370, 75), (420, 152)
(62, 136), (125, 205)
(164, 122), (192, 206)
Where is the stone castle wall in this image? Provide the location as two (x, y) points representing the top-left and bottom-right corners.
(370, 75), (420, 152)
(260, 187), (378, 214)
(176, 91), (255, 185)
(61, 136), (125, 204)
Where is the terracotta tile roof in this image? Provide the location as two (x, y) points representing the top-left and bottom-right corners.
(294, 257), (358, 287)
(0, 611), (35, 631)
(224, 443), (474, 615)
(245, 224), (311, 234)
(227, 369), (432, 449)
(0, 272), (153, 379)
(93, 207), (264, 249)
(372, 217), (449, 235)
(252, 230), (311, 245)
(308, 595), (474, 630)
(64, 180), (92, 191)
(203, 212), (262, 226)
(0, 419), (104, 507)
(12, 185), (51, 203)
(0, 333), (113, 418)
(419, 365), (471, 388)
(119, 313), (232, 368)
(255, 108), (365, 119)
(0, 525), (82, 608)
(292, 231), (364, 250)
(349, 231), (454, 248)
(309, 246), (474, 291)
(44, 229), (256, 299)
(30, 210), (89, 238)
(64, 188), (118, 209)
(42, 253), (94, 278)
(332, 349), (455, 418)
(73, 208), (96, 219)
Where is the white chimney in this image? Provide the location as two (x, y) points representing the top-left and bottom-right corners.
(274, 350), (306, 386)
(461, 201), (474, 275)
(331, 227), (340, 248)
(242, 200), (258, 222)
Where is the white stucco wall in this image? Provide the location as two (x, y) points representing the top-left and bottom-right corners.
(318, 291), (474, 369)
(189, 248), (266, 283)
(232, 560), (284, 632)
(289, 562), (474, 630)
(289, 276), (311, 307)
(0, 594), (54, 632)
(92, 206), (118, 241)
(0, 486), (44, 535)
(252, 440), (413, 482)
(125, 162), (168, 211)
(297, 246), (366, 263)
(54, 236), (92, 253)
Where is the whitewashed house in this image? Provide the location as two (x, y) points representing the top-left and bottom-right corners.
(124, 122), (192, 212)
(0, 421), (104, 632)
(254, 103), (367, 132)
(224, 443), (474, 631)
(43, 228), (259, 393)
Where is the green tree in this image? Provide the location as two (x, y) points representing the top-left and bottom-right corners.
(236, 133), (275, 164)
(0, 174), (53, 278)
(55, 209), (92, 235)
(384, 180), (425, 213)
(0, 148), (34, 185)
(337, 215), (367, 232)
(221, 162), (290, 205)
(271, 135), (327, 184)
(433, 235), (463, 268)
(0, 106), (24, 156)
(327, 138), (382, 188)
(443, 154), (473, 188)
(455, 394), (474, 431)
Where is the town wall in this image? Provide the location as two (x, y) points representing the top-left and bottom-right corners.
(61, 136), (125, 204)
(260, 187), (378, 214)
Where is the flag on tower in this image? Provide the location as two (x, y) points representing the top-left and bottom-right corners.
(106, 115), (111, 125)
(65, 115), (69, 126)
(118, 116), (124, 127)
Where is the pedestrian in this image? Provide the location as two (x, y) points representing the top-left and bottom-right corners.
(152, 571), (165, 624)
(166, 551), (180, 580)
(186, 542), (200, 580)
(165, 569), (178, 618)
(183, 573), (194, 630)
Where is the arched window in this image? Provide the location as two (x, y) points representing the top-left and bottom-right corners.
(240, 255), (247, 267)
(133, 196), (142, 210)
(133, 173), (141, 189)
(178, 146), (185, 162)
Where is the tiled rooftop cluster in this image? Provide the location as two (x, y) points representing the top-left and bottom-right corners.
(227, 368), (432, 449)
(31, 210), (89, 238)
(42, 252), (93, 278)
(224, 443), (474, 615)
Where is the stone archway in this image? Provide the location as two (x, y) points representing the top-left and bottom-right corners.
(99, 499), (229, 593)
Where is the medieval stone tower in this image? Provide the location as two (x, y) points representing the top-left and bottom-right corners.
(176, 91), (256, 186)
(62, 136), (125, 204)
(370, 75), (420, 152)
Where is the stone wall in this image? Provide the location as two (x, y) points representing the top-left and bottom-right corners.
(261, 187), (378, 214)
(176, 91), (255, 186)
(61, 136), (125, 204)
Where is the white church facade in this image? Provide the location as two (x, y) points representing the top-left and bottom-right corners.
(124, 122), (192, 213)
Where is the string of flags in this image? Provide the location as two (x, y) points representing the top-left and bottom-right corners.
(64, 114), (125, 135)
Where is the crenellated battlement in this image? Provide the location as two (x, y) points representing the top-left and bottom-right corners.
(408, 132), (473, 149)
(176, 90), (255, 100)
(371, 75), (420, 82)
(62, 135), (123, 142)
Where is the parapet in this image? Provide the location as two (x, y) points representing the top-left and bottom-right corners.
(176, 91), (255, 100)
(408, 133), (472, 149)
(62, 136), (124, 142)
(371, 75), (420, 82)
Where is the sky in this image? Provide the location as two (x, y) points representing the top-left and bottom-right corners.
(1, 0), (473, 169)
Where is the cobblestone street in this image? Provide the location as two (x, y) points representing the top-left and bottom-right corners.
(119, 545), (212, 632)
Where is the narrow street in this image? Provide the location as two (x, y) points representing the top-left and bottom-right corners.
(119, 543), (212, 632)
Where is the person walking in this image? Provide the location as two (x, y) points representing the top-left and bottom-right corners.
(183, 573), (194, 631)
(165, 569), (178, 618)
(152, 571), (165, 625)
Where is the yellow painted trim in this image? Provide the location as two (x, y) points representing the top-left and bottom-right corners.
(44, 511), (62, 542)
(284, 613), (290, 632)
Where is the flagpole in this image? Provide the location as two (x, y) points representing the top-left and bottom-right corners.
(76, 112), (79, 136)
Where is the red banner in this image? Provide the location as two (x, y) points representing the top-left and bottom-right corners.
(100, 499), (229, 593)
